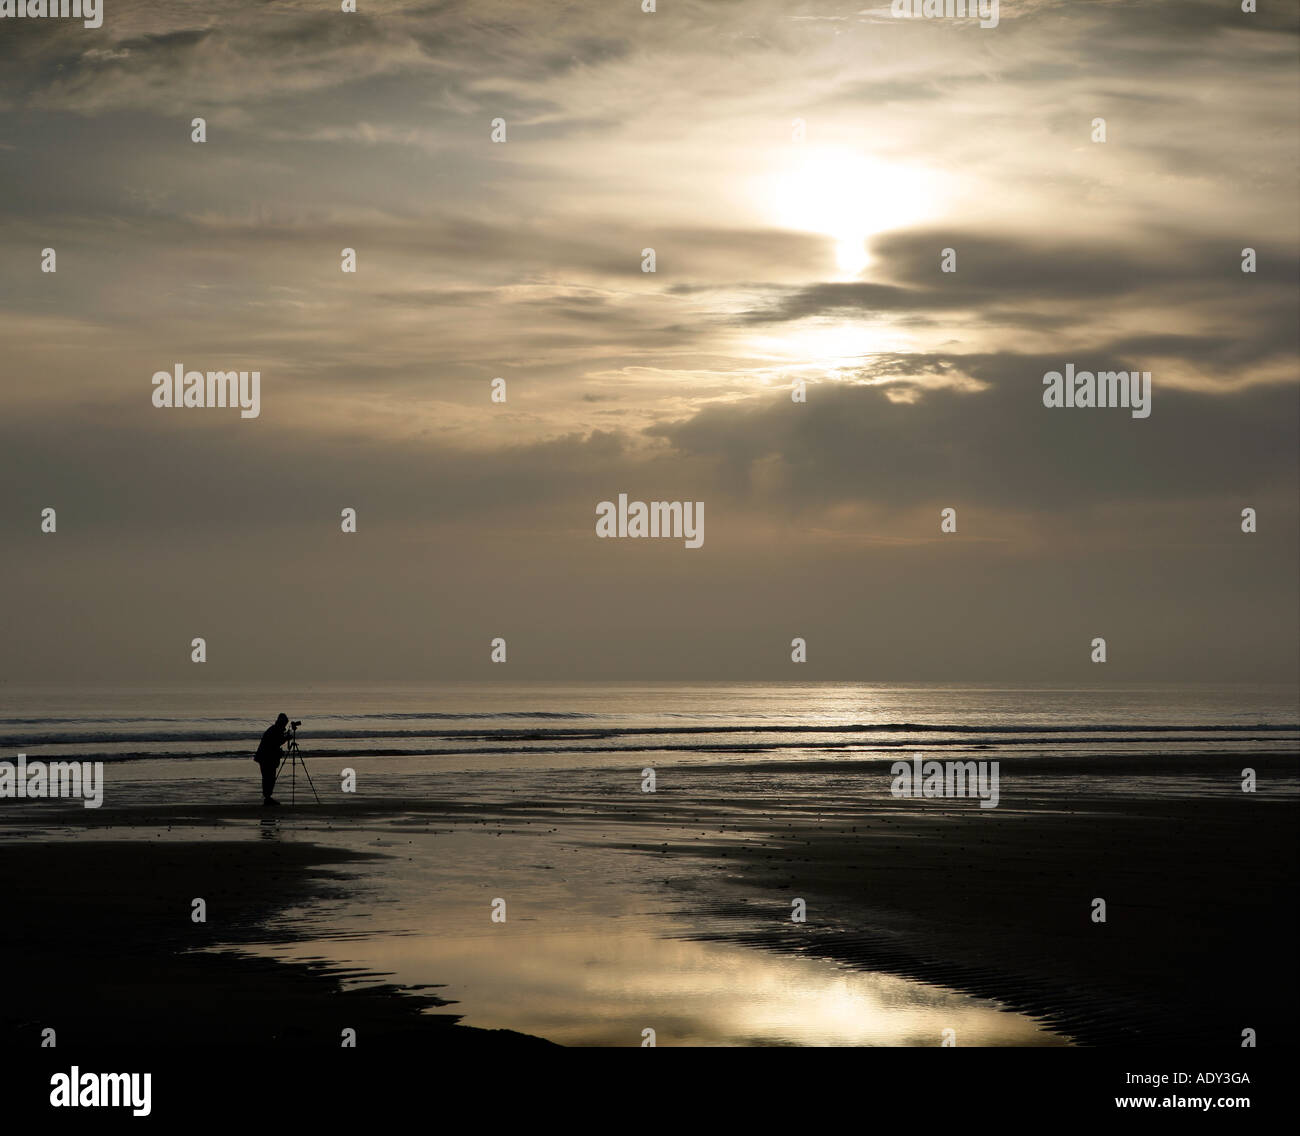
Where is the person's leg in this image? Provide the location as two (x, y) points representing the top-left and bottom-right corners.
(260, 759), (278, 801)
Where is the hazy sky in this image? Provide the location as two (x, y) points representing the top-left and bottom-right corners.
(1, 0), (1296, 683)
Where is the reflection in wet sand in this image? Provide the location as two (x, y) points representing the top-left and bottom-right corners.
(248, 823), (1066, 1047)
(349, 918), (1066, 1047)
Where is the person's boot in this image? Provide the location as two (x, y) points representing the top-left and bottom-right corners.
(263, 797), (281, 807)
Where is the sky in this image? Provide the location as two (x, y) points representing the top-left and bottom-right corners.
(0, 0), (1297, 683)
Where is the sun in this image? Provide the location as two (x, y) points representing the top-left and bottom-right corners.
(759, 146), (938, 277)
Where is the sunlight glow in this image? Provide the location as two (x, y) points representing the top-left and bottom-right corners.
(760, 147), (939, 277)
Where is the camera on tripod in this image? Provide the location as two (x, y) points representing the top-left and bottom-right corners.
(276, 718), (318, 804)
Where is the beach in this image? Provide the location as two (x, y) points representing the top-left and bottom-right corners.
(3, 685), (1294, 1049)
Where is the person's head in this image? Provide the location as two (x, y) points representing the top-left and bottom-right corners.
(275, 713), (288, 727)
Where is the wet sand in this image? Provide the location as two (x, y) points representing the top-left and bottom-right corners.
(0, 839), (553, 1049)
(1, 749), (1293, 1047)
(650, 784), (1296, 1046)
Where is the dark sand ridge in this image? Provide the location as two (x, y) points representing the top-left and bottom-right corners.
(0, 838), (555, 1049)
(546, 752), (1293, 1046)
(632, 780), (1296, 1047)
(1, 749), (1294, 1047)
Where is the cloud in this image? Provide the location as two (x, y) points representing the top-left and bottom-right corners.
(647, 364), (1300, 513)
(0, 0), (1295, 680)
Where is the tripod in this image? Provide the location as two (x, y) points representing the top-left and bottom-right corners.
(276, 725), (321, 805)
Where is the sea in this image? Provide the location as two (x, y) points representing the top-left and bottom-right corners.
(3, 680), (1296, 767)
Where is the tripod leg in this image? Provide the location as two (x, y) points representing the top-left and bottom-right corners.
(297, 757), (322, 804)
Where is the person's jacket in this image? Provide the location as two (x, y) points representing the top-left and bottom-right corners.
(255, 723), (286, 763)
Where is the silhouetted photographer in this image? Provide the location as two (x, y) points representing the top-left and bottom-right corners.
(254, 713), (289, 806)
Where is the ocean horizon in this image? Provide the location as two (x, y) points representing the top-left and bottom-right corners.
(4, 680), (1297, 766)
